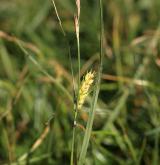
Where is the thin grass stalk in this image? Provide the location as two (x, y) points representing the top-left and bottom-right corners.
(78, 0), (104, 164)
(50, 1), (78, 164)
(71, 18), (81, 165)
(71, 114), (77, 165)
(71, 1), (81, 164)
(51, 0), (75, 91)
(51, 0), (65, 36)
(17, 41), (72, 101)
(77, 30), (81, 88)
(75, 0), (81, 88)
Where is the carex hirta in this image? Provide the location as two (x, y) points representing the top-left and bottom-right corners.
(78, 71), (95, 110)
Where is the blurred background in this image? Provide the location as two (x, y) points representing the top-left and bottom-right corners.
(0, 0), (160, 164)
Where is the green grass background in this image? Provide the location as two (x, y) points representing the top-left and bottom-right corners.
(0, 0), (160, 164)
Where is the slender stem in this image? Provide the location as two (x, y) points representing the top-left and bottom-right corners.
(78, 0), (103, 164)
(77, 36), (81, 89)
(71, 1), (81, 164)
(71, 108), (78, 165)
(50, 2), (78, 164)
(17, 41), (72, 101)
(70, 37), (80, 165)
(51, 0), (65, 36)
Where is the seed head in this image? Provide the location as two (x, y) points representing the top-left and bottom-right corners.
(78, 71), (95, 110)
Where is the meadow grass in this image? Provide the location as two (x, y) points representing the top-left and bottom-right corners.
(0, 0), (160, 165)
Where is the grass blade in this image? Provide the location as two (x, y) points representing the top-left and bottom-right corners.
(78, 0), (104, 164)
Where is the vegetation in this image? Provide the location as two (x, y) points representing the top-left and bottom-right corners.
(0, 0), (160, 164)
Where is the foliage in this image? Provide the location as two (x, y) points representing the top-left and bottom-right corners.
(0, 0), (160, 164)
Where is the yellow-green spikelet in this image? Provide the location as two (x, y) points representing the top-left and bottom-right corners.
(78, 71), (95, 110)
